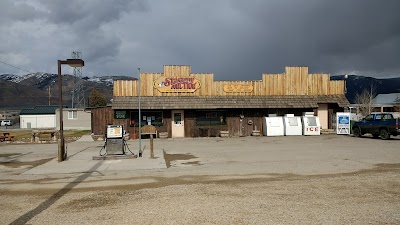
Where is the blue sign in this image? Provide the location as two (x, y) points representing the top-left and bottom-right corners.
(338, 116), (350, 124)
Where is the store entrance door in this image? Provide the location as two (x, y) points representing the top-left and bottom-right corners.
(171, 110), (184, 138)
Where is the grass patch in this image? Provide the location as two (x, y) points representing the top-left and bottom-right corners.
(2, 130), (91, 142)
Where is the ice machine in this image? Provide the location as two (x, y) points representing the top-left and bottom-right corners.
(283, 114), (302, 136)
(301, 112), (321, 135)
(263, 115), (284, 136)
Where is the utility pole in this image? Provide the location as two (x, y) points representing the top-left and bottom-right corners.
(48, 86), (51, 105)
(138, 68), (142, 157)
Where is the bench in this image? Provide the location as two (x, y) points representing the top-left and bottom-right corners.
(31, 130), (59, 143)
(6, 135), (14, 141)
(141, 125), (158, 136)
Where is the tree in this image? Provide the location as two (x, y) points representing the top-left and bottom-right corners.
(394, 94), (400, 113)
(354, 84), (376, 116)
(88, 89), (107, 107)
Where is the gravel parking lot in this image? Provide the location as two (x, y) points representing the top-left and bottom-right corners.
(0, 135), (399, 224)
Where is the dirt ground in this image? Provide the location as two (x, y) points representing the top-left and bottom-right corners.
(0, 135), (399, 224)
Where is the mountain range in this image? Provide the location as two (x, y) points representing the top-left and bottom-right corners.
(331, 75), (400, 104)
(1, 73), (399, 109)
(0, 73), (136, 109)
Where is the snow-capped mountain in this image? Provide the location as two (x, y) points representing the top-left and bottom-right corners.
(0, 73), (136, 108)
(0, 72), (134, 87)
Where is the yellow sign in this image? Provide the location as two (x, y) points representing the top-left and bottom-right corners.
(153, 76), (201, 93)
(223, 84), (253, 93)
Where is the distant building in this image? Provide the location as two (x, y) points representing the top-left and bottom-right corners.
(20, 105), (92, 130)
(374, 93), (400, 107)
(55, 108), (91, 130)
(349, 93), (400, 119)
(20, 105), (58, 129)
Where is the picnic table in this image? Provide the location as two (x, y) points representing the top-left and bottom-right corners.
(0, 132), (14, 142)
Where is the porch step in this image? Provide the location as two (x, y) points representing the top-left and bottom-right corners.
(321, 129), (336, 134)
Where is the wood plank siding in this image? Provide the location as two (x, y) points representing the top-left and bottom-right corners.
(91, 66), (349, 136)
(114, 66), (345, 97)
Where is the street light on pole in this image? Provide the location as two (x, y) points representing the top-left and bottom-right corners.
(58, 58), (84, 162)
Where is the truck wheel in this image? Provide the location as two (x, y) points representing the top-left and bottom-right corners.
(353, 127), (361, 137)
(380, 129), (390, 140)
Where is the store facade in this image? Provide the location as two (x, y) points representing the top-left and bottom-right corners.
(92, 65), (349, 137)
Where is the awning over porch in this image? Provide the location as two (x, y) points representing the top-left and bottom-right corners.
(112, 95), (349, 110)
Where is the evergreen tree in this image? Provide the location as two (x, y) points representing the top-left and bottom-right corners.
(88, 89), (107, 107)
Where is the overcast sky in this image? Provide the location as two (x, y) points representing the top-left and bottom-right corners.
(1, 0), (400, 80)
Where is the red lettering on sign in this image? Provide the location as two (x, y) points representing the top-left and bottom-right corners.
(164, 78), (170, 86)
(165, 77), (197, 89)
(306, 127), (319, 132)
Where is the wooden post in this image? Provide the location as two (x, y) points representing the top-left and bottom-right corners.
(58, 139), (63, 162)
(150, 134), (154, 158)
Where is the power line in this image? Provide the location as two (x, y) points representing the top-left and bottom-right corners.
(0, 60), (33, 74)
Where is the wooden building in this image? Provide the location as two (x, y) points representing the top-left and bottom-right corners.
(92, 65), (349, 137)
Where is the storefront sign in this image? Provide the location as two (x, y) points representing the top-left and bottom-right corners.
(153, 76), (201, 93)
(114, 110), (127, 119)
(223, 84), (253, 93)
(336, 112), (351, 134)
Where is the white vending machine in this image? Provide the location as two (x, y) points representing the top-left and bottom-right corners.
(336, 112), (351, 134)
(283, 114), (302, 135)
(302, 112), (321, 135)
(263, 115), (285, 136)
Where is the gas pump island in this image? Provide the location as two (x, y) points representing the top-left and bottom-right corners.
(94, 125), (137, 159)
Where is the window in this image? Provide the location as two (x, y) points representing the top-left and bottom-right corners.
(130, 111), (163, 126)
(287, 117), (298, 126)
(68, 111), (77, 119)
(114, 110), (127, 119)
(174, 113), (182, 125)
(383, 114), (394, 120)
(307, 117), (317, 126)
(364, 115), (373, 121)
(196, 110), (226, 126)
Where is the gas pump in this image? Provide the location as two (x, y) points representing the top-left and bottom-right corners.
(99, 125), (135, 156)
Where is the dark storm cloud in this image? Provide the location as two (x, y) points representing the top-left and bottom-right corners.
(39, 0), (149, 30)
(1, 0), (400, 79)
(0, 1), (45, 24)
(165, 0), (400, 79)
(35, 0), (150, 63)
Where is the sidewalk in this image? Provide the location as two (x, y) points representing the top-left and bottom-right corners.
(23, 135), (167, 175)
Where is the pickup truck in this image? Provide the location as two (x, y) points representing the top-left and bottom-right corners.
(352, 113), (400, 140)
